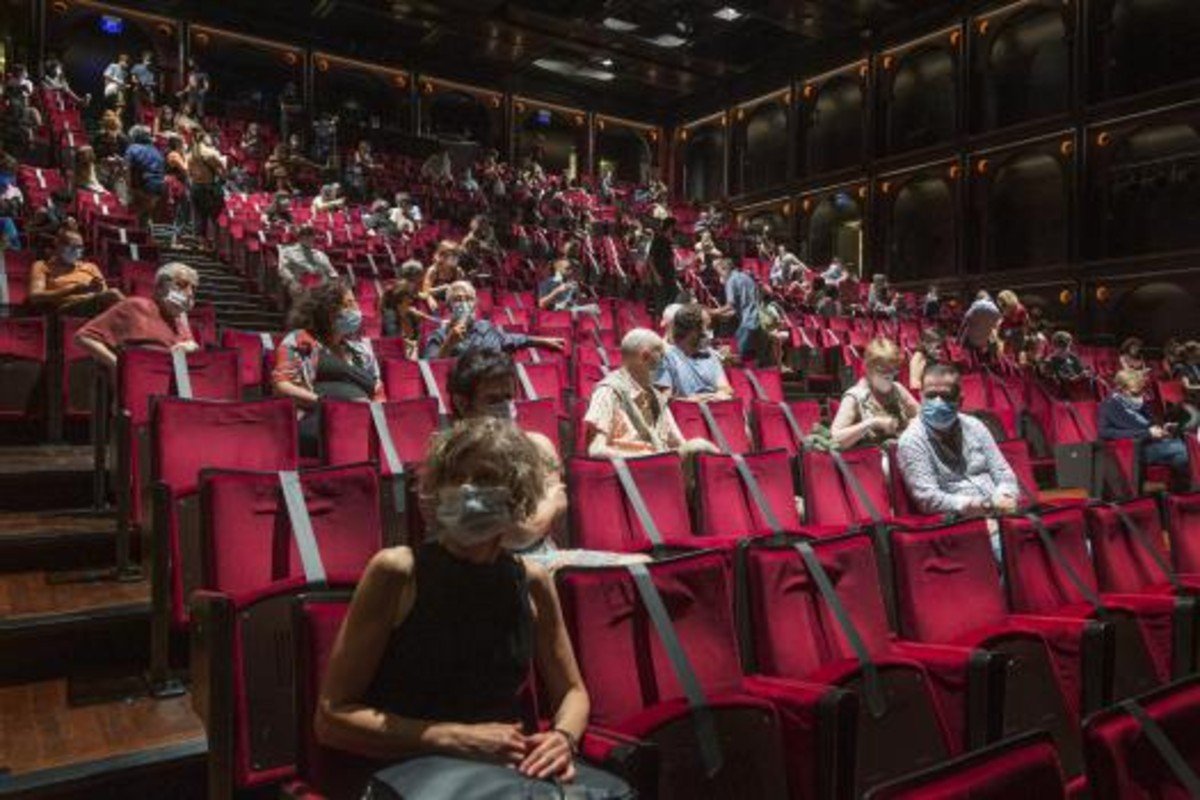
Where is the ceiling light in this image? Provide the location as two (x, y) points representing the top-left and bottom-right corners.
(649, 33), (687, 48)
(600, 57), (614, 67)
(602, 17), (638, 32)
(713, 6), (742, 21)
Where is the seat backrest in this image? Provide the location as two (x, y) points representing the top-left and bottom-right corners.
(741, 533), (894, 679)
(693, 450), (801, 538)
(567, 453), (692, 551)
(0, 317), (47, 419)
(514, 398), (561, 458)
(801, 446), (891, 527)
(670, 399), (752, 454)
(866, 732), (1067, 800)
(220, 329), (278, 392)
(321, 398), (439, 473)
(997, 439), (1040, 507)
(1082, 676), (1200, 800)
(959, 373), (990, 411)
(153, 397), (299, 495)
(514, 360), (565, 416)
(999, 506), (1101, 615)
(555, 551), (745, 728)
(119, 347), (241, 426)
(1050, 400), (1099, 446)
(1166, 492), (1200, 575)
(201, 463), (383, 595)
(890, 519), (1010, 643)
(1085, 498), (1171, 594)
(752, 399), (822, 455)
(727, 366), (785, 405)
(380, 357), (454, 415)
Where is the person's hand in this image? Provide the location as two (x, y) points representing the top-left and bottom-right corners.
(960, 496), (989, 515)
(87, 276), (105, 291)
(871, 416), (899, 436)
(518, 730), (576, 781)
(454, 722), (528, 765)
(1150, 425), (1165, 440)
(993, 493), (1018, 515)
(539, 337), (566, 352)
(171, 340), (200, 354)
(446, 321), (468, 346)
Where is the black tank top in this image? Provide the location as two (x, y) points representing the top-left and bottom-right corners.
(365, 543), (533, 725)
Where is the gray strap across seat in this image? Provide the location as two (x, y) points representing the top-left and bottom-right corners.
(417, 359), (447, 417)
(278, 471), (327, 584)
(171, 350), (193, 399)
(1120, 699), (1200, 796)
(611, 457), (663, 547)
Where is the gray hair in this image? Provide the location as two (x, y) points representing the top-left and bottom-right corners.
(620, 328), (664, 357)
(155, 262), (199, 290)
(446, 280), (476, 300)
(129, 125), (153, 144)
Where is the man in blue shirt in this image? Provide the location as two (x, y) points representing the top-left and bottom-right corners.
(129, 51), (156, 121)
(424, 281), (565, 359)
(712, 258), (762, 365)
(656, 303), (732, 401)
(124, 125), (165, 228)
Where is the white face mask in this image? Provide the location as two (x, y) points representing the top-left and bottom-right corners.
(163, 287), (193, 314)
(435, 484), (514, 547)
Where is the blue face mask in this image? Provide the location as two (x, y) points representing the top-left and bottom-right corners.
(921, 396), (959, 432)
(335, 308), (362, 336)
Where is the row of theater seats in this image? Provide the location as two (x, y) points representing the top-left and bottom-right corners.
(98, 338), (1200, 798)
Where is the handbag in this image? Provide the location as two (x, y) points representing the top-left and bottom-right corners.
(364, 755), (635, 800)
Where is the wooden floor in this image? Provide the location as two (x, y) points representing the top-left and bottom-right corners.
(0, 680), (203, 776)
(0, 445), (93, 476)
(0, 571), (148, 621)
(0, 511), (113, 539)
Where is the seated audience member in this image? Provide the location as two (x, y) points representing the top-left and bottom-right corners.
(378, 279), (432, 359)
(995, 290), (1028, 354)
(656, 303), (732, 401)
(537, 258), (597, 315)
(448, 349), (646, 571)
(867, 274), (897, 318)
(278, 224), (338, 297)
(264, 191), (293, 226)
(922, 284), (941, 319)
(769, 243), (807, 288)
(832, 337), (920, 449)
(1098, 368), (1190, 487)
(75, 262), (198, 370)
(312, 182), (346, 214)
(125, 124), (165, 229)
(1118, 337), (1149, 376)
(73, 145), (108, 194)
(815, 284), (842, 319)
(897, 362), (1019, 516)
(1044, 331), (1088, 382)
(585, 328), (717, 458)
(272, 282), (382, 457)
(424, 281), (563, 360)
(422, 241), (465, 309)
(961, 290), (1002, 360)
(659, 302), (682, 345)
(820, 257), (847, 286)
(29, 225), (123, 315)
(315, 418), (631, 796)
(908, 329), (945, 393)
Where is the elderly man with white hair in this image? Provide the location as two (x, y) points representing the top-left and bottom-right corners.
(76, 261), (199, 370)
(423, 280), (564, 359)
(584, 328), (719, 458)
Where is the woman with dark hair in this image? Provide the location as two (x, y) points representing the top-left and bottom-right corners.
(187, 130), (226, 241)
(272, 282), (383, 456)
(908, 328), (945, 392)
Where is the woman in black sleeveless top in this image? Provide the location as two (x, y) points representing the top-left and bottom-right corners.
(315, 418), (589, 784)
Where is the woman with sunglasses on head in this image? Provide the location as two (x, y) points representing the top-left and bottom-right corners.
(831, 337), (920, 450)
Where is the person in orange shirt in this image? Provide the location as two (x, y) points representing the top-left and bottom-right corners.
(28, 225), (123, 315)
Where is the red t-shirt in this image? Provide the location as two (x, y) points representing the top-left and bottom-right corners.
(77, 296), (193, 351)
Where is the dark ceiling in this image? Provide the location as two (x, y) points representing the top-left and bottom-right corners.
(114, 0), (975, 120)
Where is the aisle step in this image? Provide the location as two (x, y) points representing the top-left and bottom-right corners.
(0, 511), (116, 572)
(0, 446), (93, 512)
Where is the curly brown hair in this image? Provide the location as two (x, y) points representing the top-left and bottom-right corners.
(287, 280), (350, 345)
(420, 417), (546, 524)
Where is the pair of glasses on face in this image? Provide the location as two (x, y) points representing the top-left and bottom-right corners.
(923, 390), (957, 402)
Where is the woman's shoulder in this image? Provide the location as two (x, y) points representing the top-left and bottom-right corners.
(364, 546), (416, 584)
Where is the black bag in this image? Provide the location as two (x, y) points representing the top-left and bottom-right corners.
(364, 756), (636, 800)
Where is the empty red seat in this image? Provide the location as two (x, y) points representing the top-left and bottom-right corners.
(751, 399), (822, 455)
(670, 399), (751, 454)
(557, 552), (837, 799)
(727, 366), (785, 406)
(801, 446), (893, 530)
(380, 357), (453, 418)
(0, 316), (46, 423)
(190, 464), (383, 794)
(514, 397), (561, 457)
(890, 518), (1111, 779)
(739, 533), (1001, 795)
(220, 329), (280, 396)
(999, 506), (1194, 700)
(320, 398), (439, 545)
(865, 731), (1070, 800)
(1085, 498), (1200, 599)
(693, 450), (801, 539)
(1083, 676), (1200, 800)
(1099, 438), (1178, 499)
(514, 358), (566, 417)
(566, 453), (694, 552)
(1166, 492), (1200, 575)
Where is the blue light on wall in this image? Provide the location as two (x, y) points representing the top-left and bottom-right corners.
(534, 110), (552, 126)
(100, 15), (125, 35)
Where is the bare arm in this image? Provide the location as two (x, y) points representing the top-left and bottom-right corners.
(76, 333), (118, 371)
(830, 395), (877, 450)
(515, 434), (567, 544)
(272, 377), (319, 410)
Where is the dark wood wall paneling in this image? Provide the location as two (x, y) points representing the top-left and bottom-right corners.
(678, 0), (1200, 342)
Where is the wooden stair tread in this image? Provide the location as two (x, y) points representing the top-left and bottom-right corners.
(0, 512), (113, 539)
(0, 680), (203, 776)
(0, 446), (93, 477)
(0, 572), (148, 621)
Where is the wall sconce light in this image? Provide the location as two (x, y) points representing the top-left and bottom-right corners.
(783, 90), (792, 104)
(736, 108), (745, 121)
(976, 158), (989, 175)
(720, 114), (728, 126)
(1059, 289), (1073, 305)
(574, 113), (585, 126)
(679, 129), (688, 141)
(422, 81), (434, 95)
(1060, 139), (1074, 156)
(51, 1), (68, 13)
(1096, 131), (1111, 147)
(948, 164), (961, 179)
(978, 20), (990, 35)
(882, 55), (895, 70)
(649, 129), (659, 141)
(782, 203), (792, 215)
(950, 30), (961, 46)
(802, 198), (813, 213)
(156, 23), (173, 37)
(880, 181), (892, 194)
(315, 57), (329, 72)
(284, 52), (299, 67)
(857, 186), (868, 199)
(802, 84), (815, 100)
(1096, 285), (1110, 303)
(858, 64), (869, 78)
(194, 32), (210, 46)
(394, 74), (408, 88)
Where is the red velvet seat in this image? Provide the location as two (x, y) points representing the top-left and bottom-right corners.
(379, 357), (454, 418)
(864, 731), (1070, 800)
(1100, 438), (1177, 498)
(1166, 492), (1200, 575)
(890, 518), (1112, 779)
(1083, 677), (1200, 800)
(220, 329), (279, 397)
(61, 316), (97, 422)
(514, 358), (566, 417)
(751, 399), (822, 455)
(1085, 498), (1200, 599)
(0, 316), (47, 423)
(557, 551), (850, 800)
(693, 450), (801, 539)
(320, 398), (439, 545)
(190, 464), (383, 795)
(1049, 399), (1102, 494)
(999, 506), (1195, 700)
(727, 366), (785, 406)
(961, 372), (1016, 441)
(566, 454), (695, 552)
(738, 533), (1002, 795)
(800, 446), (893, 530)
(669, 399), (752, 454)
(514, 397), (561, 457)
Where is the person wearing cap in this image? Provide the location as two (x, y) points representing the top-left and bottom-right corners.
(278, 224), (338, 297)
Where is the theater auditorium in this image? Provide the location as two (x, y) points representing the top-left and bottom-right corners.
(1, 0), (1200, 797)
